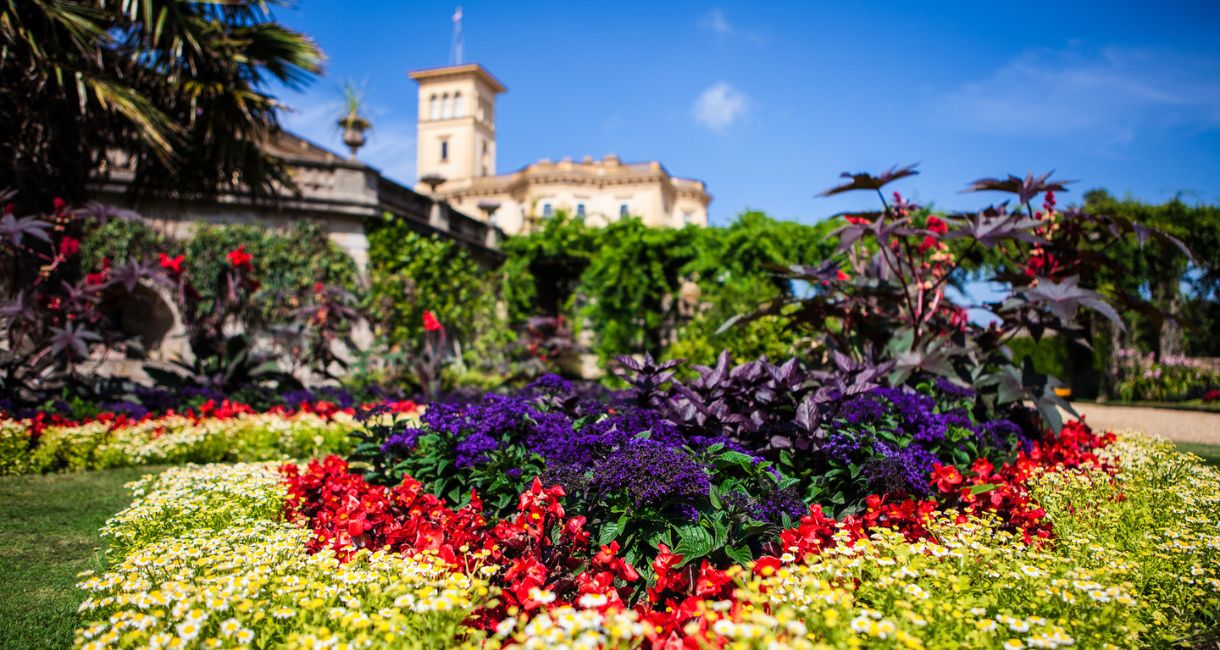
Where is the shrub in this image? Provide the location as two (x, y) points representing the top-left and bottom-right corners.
(746, 167), (1188, 431)
(365, 217), (512, 389)
(184, 221), (358, 324)
(1112, 349), (1220, 402)
(501, 210), (836, 365)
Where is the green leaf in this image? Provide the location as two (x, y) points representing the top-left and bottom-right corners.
(673, 524), (716, 566)
(724, 544), (754, 566)
(718, 450), (757, 469)
(597, 520), (622, 547)
(969, 483), (998, 495)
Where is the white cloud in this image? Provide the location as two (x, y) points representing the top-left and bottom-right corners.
(698, 8), (733, 35)
(938, 46), (1220, 148)
(697, 7), (768, 44)
(691, 81), (751, 132)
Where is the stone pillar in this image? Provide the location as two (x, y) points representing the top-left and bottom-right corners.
(429, 200), (451, 232)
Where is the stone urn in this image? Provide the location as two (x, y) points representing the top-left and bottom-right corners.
(339, 114), (370, 160)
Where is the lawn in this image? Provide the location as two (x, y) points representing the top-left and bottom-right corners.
(0, 466), (165, 650)
(1175, 441), (1220, 467)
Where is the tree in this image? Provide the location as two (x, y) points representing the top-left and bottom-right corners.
(0, 0), (322, 208)
(1083, 190), (1220, 358)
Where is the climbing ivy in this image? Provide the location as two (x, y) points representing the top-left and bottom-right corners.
(503, 210), (838, 363)
(365, 215), (505, 351)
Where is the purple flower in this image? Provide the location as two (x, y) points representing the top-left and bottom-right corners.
(527, 373), (573, 395)
(455, 432), (498, 468)
(381, 427), (423, 455)
(863, 442), (937, 496)
(531, 407), (678, 465)
(591, 439), (710, 509)
(934, 376), (976, 399)
(822, 433), (862, 464)
(976, 419), (1023, 449)
(758, 487), (809, 523)
(98, 400), (149, 419)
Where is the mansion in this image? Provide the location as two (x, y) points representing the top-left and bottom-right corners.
(410, 64), (711, 234)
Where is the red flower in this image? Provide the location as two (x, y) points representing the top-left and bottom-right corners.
(752, 555), (782, 577)
(970, 457), (995, 481)
(593, 541), (619, 565)
(693, 560), (730, 597)
(930, 463), (963, 493)
(844, 214), (872, 225)
(423, 310), (443, 332)
(226, 245), (253, 271)
(158, 253), (185, 275)
(926, 215), (948, 235)
(85, 258), (111, 286)
(58, 236), (80, 258)
(836, 269), (850, 281)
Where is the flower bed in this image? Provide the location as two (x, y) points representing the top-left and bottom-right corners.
(0, 399), (418, 475)
(76, 426), (1220, 649)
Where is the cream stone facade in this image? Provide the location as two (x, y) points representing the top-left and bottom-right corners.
(410, 64), (711, 234)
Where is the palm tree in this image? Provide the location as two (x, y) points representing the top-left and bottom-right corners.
(0, 0), (323, 209)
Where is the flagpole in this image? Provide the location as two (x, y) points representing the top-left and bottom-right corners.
(451, 6), (464, 65)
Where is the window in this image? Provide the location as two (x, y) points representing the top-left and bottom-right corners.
(442, 93), (452, 119)
(619, 203), (629, 218)
(542, 203), (553, 218)
(453, 93), (464, 117)
(429, 95), (440, 120)
(682, 210), (694, 225)
(439, 139), (449, 162)
(576, 203), (586, 219)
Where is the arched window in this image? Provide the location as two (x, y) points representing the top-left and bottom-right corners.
(453, 92), (464, 117)
(429, 94), (440, 120)
(442, 93), (453, 119)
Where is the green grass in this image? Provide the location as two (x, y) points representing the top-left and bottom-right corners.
(0, 466), (164, 650)
(1174, 442), (1220, 468)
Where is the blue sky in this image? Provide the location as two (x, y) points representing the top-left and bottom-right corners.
(273, 1), (1220, 226)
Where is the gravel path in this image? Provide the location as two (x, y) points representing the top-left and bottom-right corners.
(1064, 403), (1220, 445)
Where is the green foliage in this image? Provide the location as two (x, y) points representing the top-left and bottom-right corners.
(1, 0), (322, 208)
(664, 274), (797, 367)
(578, 220), (702, 360)
(1082, 190), (1220, 357)
(669, 213), (839, 366)
(185, 221), (358, 324)
(502, 210), (837, 364)
(79, 217), (178, 272)
(1007, 336), (1070, 381)
(500, 212), (601, 321)
(684, 211), (837, 284)
(1111, 351), (1220, 402)
(365, 215), (512, 384)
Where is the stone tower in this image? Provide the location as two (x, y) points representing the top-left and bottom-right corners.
(409, 64), (506, 192)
